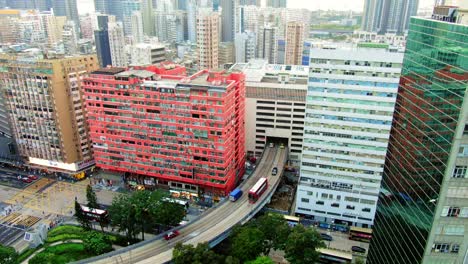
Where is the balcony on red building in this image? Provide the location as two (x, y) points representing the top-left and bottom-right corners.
(83, 64), (245, 197)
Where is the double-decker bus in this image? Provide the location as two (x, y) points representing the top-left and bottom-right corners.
(318, 248), (352, 263)
(163, 197), (190, 211)
(349, 226), (372, 243)
(283, 215), (300, 227)
(80, 205), (109, 222)
(248, 177), (268, 203)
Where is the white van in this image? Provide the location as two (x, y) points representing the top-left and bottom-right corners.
(269, 142), (274, 148)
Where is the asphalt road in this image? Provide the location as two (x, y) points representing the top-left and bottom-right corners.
(85, 147), (287, 264)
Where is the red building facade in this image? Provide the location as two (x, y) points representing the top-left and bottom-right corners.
(83, 65), (245, 196)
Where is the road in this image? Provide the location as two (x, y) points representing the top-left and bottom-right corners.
(82, 146), (287, 264)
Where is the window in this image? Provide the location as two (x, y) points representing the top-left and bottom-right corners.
(458, 145), (468, 156)
(298, 207), (311, 212)
(316, 201), (324, 205)
(301, 198), (310, 203)
(362, 208), (371, 212)
(451, 244), (460, 253)
(432, 243), (450, 253)
(442, 206), (460, 217)
(346, 205), (355, 210)
(453, 166), (467, 178)
(331, 203), (339, 207)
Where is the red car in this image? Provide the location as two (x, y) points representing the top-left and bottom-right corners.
(28, 175), (38, 180)
(20, 177), (33, 183)
(164, 231), (180, 240)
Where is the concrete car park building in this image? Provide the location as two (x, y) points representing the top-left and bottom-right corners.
(230, 59), (308, 167)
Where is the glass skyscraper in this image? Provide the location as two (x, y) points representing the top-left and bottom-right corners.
(368, 14), (468, 264)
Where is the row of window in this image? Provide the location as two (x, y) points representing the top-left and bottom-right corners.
(432, 243), (460, 253)
(296, 207), (373, 222)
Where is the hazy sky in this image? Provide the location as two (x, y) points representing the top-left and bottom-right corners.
(77, 0), (435, 14)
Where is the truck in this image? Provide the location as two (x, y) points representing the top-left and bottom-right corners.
(229, 188), (243, 202)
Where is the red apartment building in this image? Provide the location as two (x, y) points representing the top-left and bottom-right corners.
(83, 63), (245, 197)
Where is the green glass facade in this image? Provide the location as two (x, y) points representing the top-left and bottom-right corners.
(368, 17), (468, 264)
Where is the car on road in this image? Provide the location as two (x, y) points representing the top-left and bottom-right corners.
(164, 230), (180, 240)
(28, 175), (38, 180)
(351, 246), (366, 253)
(320, 233), (333, 241)
(280, 143), (285, 149)
(269, 142), (274, 148)
(20, 177), (33, 183)
(272, 167), (278, 176)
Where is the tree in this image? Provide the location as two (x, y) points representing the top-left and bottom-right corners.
(74, 199), (91, 230)
(246, 256), (274, 264)
(29, 253), (54, 264)
(284, 224), (325, 264)
(0, 245), (18, 264)
(231, 226), (266, 263)
(173, 242), (223, 264)
(86, 185), (99, 209)
(83, 231), (113, 255)
(253, 213), (290, 254)
(355, 257), (365, 264)
(108, 193), (140, 241)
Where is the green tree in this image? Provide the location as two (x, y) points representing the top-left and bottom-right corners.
(108, 194), (140, 241)
(0, 245), (18, 264)
(355, 257), (365, 264)
(231, 226), (266, 262)
(246, 256), (274, 264)
(284, 224), (325, 264)
(224, 256), (240, 264)
(28, 252), (54, 264)
(74, 199), (91, 230)
(253, 213), (290, 254)
(86, 185), (99, 209)
(83, 231), (113, 255)
(173, 242), (223, 264)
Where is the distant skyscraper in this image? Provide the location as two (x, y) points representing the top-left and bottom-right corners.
(295, 45), (403, 228)
(3, 0), (51, 10)
(367, 11), (468, 264)
(238, 0), (260, 6)
(62, 21), (78, 55)
(141, 0), (155, 36)
(108, 22), (127, 66)
(94, 0), (110, 14)
(266, 0), (286, 8)
(131, 11), (144, 43)
(257, 26), (278, 64)
(362, 0), (419, 34)
(52, 0), (79, 35)
(177, 0), (187, 10)
(122, 0), (141, 35)
(187, 0), (197, 43)
(285, 21), (305, 65)
(155, 0), (177, 43)
(235, 30), (256, 63)
(220, 0), (236, 42)
(94, 15), (114, 67)
(197, 8), (219, 69)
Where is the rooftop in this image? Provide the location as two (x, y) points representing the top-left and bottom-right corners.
(115, 70), (155, 79)
(91, 67), (126, 75)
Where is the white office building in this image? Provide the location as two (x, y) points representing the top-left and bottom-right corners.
(108, 22), (128, 67)
(295, 45), (403, 228)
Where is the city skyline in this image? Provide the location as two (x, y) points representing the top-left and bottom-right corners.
(76, 0), (435, 14)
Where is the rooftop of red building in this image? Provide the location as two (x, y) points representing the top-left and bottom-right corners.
(89, 63), (243, 90)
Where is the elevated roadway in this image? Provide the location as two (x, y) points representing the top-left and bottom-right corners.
(78, 146), (288, 264)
